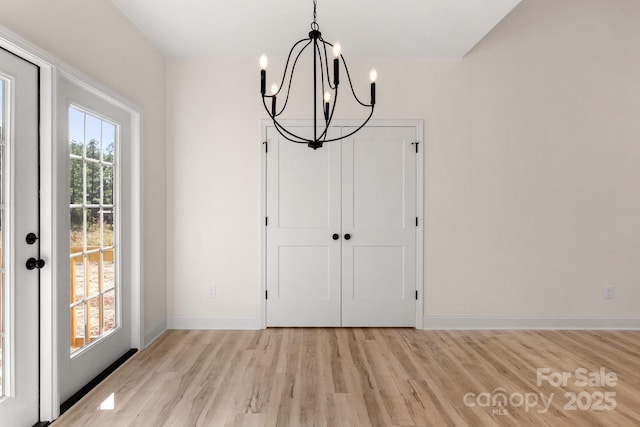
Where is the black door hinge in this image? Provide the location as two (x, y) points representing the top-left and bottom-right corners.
(265, 290), (268, 299)
(265, 217), (268, 226)
(415, 290), (418, 300)
(411, 142), (419, 153)
(416, 217), (419, 227)
(263, 141), (268, 153)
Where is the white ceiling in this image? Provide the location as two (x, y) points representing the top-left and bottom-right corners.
(111, 0), (521, 59)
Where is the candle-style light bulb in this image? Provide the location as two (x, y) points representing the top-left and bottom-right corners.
(332, 42), (342, 58)
(260, 55), (268, 95)
(332, 43), (341, 86)
(324, 91), (331, 120)
(369, 68), (377, 106)
(271, 83), (277, 116)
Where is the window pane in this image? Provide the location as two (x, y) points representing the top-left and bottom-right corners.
(103, 289), (116, 334)
(0, 274), (3, 396)
(85, 115), (101, 160)
(103, 249), (115, 291)
(86, 207), (100, 247)
(70, 255), (84, 304)
(69, 159), (83, 205)
(70, 208), (84, 247)
(88, 297), (100, 341)
(87, 252), (100, 297)
(69, 106), (119, 355)
(102, 122), (115, 163)
(0, 212), (3, 270)
(69, 107), (85, 147)
(103, 209), (114, 247)
(71, 304), (85, 350)
(0, 126), (3, 205)
(86, 161), (100, 205)
(103, 165), (113, 206)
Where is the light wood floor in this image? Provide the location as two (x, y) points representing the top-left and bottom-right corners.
(54, 329), (640, 426)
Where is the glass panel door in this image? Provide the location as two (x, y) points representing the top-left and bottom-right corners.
(0, 47), (41, 427)
(57, 74), (133, 405)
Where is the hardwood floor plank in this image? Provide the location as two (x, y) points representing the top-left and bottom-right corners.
(54, 329), (640, 426)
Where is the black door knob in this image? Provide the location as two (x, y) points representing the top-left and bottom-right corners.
(344, 233), (351, 240)
(26, 232), (39, 245)
(26, 258), (45, 270)
(332, 233), (340, 240)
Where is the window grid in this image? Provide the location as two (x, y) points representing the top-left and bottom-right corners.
(69, 105), (117, 354)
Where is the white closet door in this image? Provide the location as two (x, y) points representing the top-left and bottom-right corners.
(341, 126), (417, 326)
(265, 126), (342, 326)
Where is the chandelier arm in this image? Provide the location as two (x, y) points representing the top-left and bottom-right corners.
(273, 113), (312, 142)
(276, 38), (311, 97)
(273, 119), (314, 144)
(262, 96), (310, 143)
(321, 41), (337, 91)
(315, 39), (327, 110)
(319, 105), (374, 143)
(328, 85), (338, 129)
(261, 95), (271, 112)
(274, 39), (312, 116)
(341, 57), (372, 107)
(315, 38), (337, 143)
(319, 85), (338, 140)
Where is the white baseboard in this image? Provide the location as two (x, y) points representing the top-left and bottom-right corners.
(423, 316), (640, 330)
(168, 315), (262, 330)
(144, 318), (167, 348)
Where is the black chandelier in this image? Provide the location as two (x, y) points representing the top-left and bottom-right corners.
(260, 0), (377, 150)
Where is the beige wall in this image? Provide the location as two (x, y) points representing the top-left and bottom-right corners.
(167, 0), (640, 322)
(0, 0), (167, 334)
(166, 59), (262, 318)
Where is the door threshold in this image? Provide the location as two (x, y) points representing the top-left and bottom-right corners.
(59, 348), (137, 415)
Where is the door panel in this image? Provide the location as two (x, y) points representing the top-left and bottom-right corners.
(353, 246), (405, 299)
(278, 246), (330, 299)
(341, 126), (417, 326)
(278, 142), (331, 228)
(0, 48), (40, 427)
(57, 75), (133, 402)
(266, 127), (341, 326)
(352, 138), (405, 229)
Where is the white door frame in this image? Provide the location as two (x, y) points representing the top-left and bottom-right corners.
(260, 119), (424, 329)
(0, 26), (143, 422)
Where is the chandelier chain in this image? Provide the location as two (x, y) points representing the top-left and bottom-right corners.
(313, 0), (317, 23)
(311, 0), (320, 31)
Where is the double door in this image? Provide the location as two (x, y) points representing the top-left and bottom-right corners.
(266, 124), (418, 326)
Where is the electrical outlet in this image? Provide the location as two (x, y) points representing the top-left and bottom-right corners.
(604, 286), (614, 300)
(208, 285), (216, 299)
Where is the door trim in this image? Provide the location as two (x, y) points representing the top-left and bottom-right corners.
(260, 119), (424, 329)
(0, 25), (143, 422)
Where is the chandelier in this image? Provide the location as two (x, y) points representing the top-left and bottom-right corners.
(260, 0), (377, 150)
